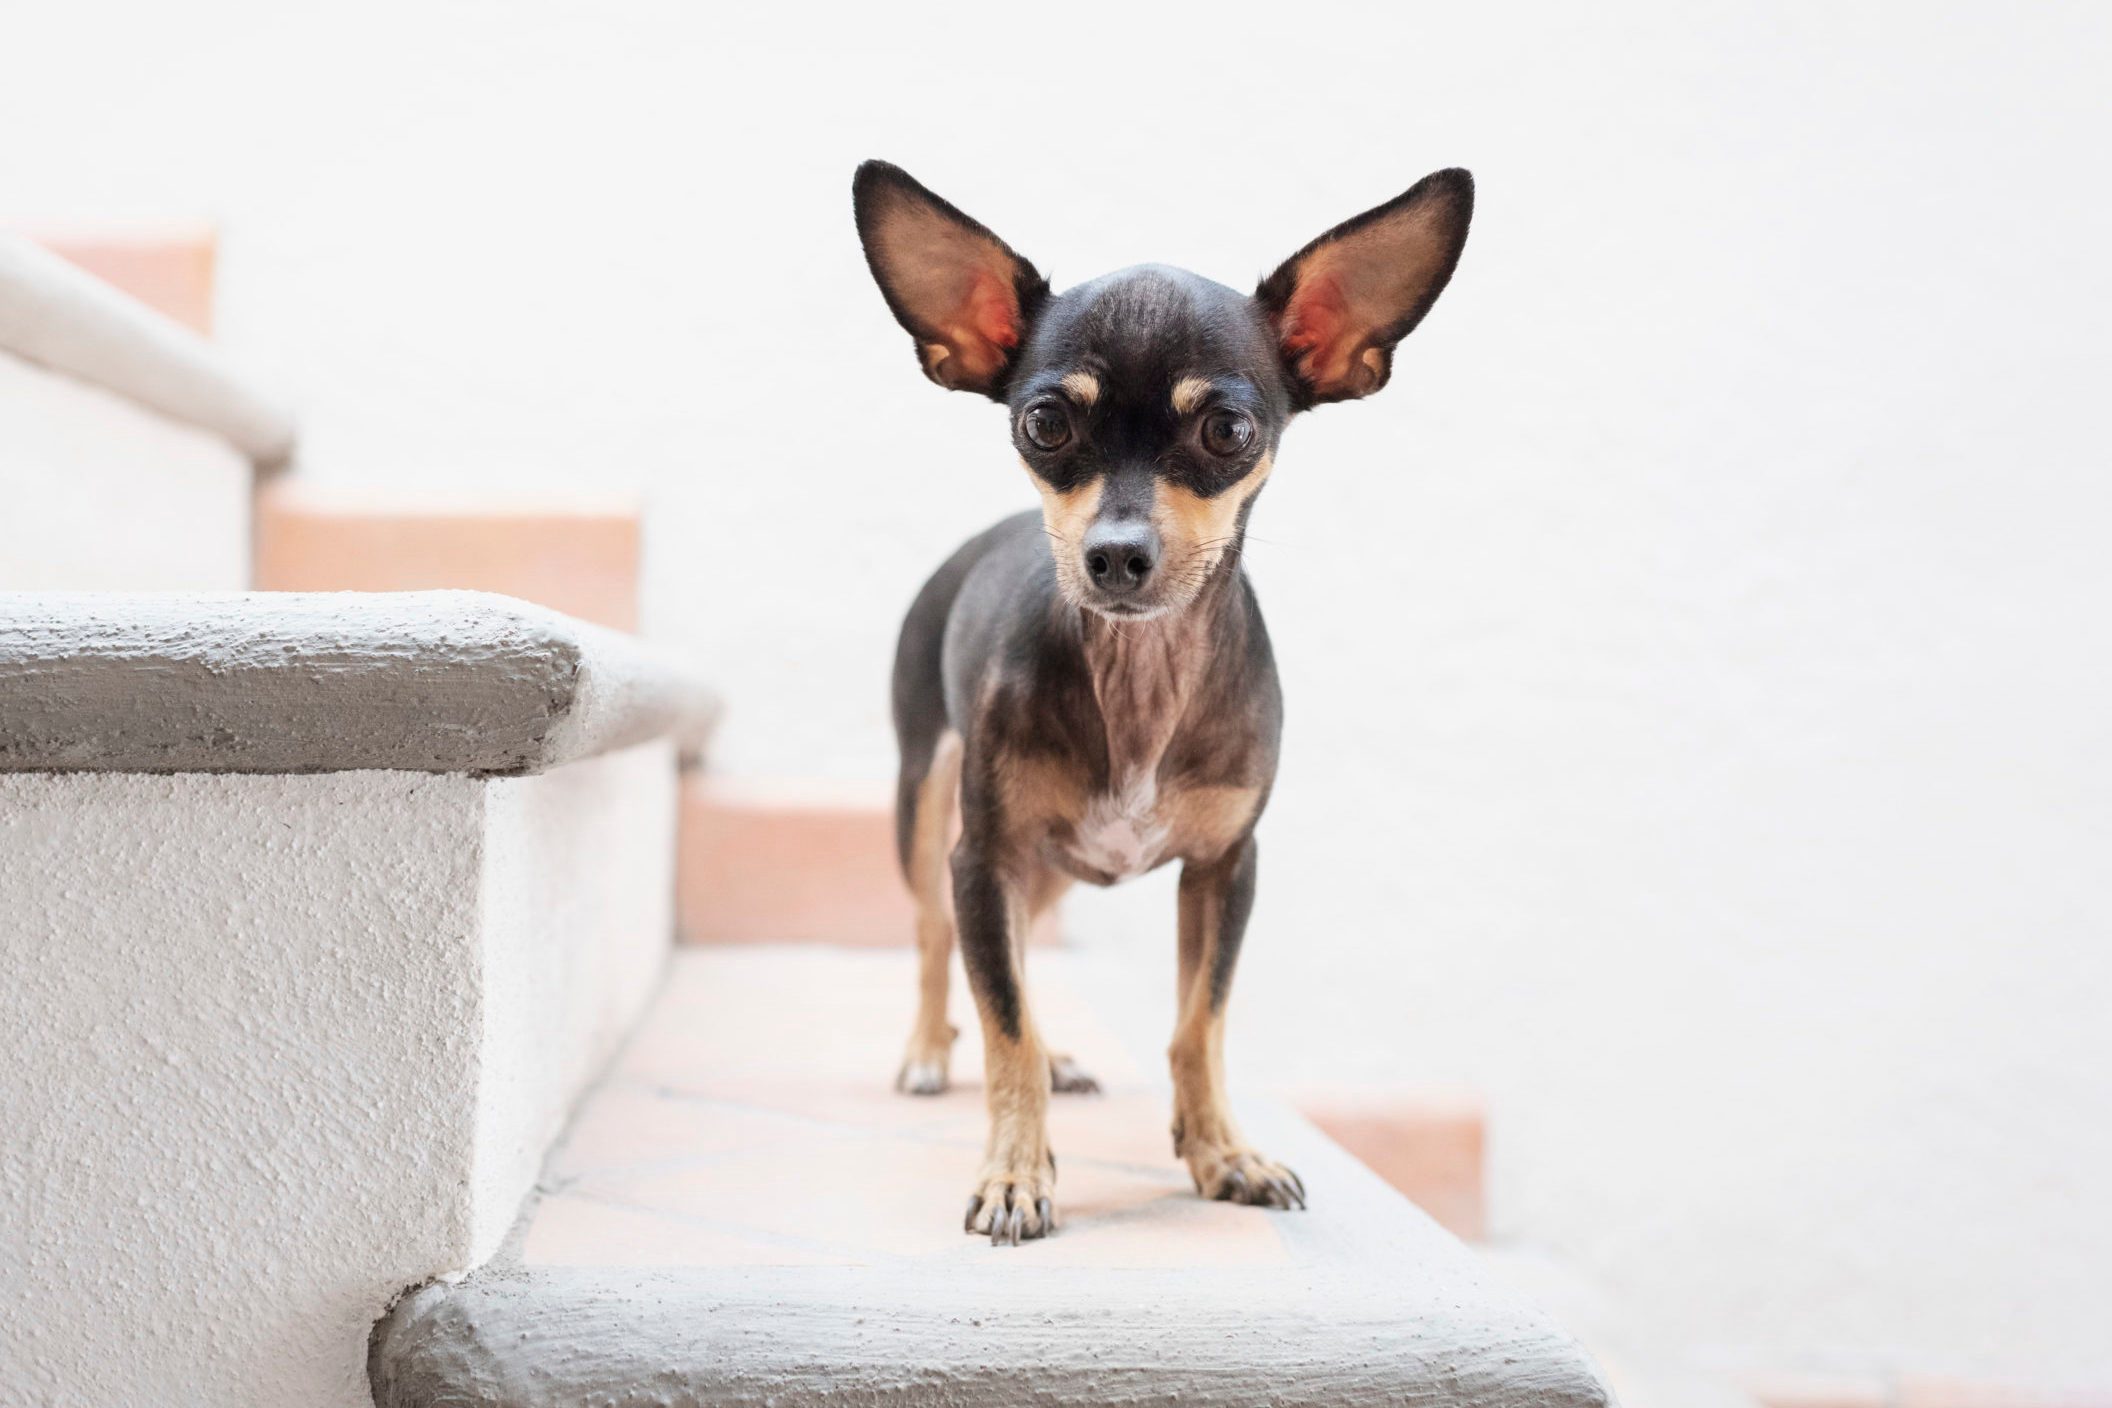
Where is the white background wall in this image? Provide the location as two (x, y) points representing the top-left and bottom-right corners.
(6, 0), (2108, 1388)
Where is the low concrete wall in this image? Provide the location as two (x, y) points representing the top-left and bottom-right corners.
(0, 590), (707, 1408)
(1, 768), (482, 1408)
(0, 743), (676, 1408)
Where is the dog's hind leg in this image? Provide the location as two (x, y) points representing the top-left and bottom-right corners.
(1020, 863), (1097, 1094)
(895, 729), (963, 1095)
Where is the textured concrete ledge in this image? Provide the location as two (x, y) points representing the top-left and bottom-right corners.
(374, 1260), (1611, 1408)
(0, 591), (717, 775)
(0, 233), (293, 468)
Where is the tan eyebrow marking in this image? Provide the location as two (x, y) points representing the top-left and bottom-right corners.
(1060, 371), (1100, 407)
(1170, 376), (1214, 416)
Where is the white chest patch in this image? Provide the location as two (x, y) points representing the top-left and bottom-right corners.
(1067, 776), (1170, 880)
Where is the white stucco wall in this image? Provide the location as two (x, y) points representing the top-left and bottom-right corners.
(0, 744), (676, 1408)
(0, 349), (249, 590)
(0, 770), (484, 1408)
(5, 1), (2107, 1388)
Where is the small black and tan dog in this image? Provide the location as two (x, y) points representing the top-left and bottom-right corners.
(852, 159), (1472, 1244)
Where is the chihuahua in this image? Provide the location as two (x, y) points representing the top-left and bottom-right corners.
(853, 160), (1472, 1244)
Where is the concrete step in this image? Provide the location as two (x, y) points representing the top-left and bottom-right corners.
(252, 480), (642, 631)
(674, 778), (1489, 1238)
(369, 946), (1612, 1407)
(675, 789), (1486, 1241)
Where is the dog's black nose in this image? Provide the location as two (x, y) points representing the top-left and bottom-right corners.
(1082, 521), (1158, 594)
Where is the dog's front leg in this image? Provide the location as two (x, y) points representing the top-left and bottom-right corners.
(1170, 836), (1306, 1209)
(954, 839), (1056, 1244)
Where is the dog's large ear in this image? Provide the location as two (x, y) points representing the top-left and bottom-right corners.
(853, 160), (1050, 400)
(1256, 169), (1473, 407)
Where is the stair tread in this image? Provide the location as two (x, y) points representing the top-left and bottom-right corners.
(371, 948), (1611, 1407)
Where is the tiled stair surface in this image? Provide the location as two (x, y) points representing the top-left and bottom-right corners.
(369, 946), (1615, 1407)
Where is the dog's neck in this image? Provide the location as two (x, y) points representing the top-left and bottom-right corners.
(1075, 563), (1240, 786)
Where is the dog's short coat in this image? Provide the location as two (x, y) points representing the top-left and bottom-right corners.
(853, 160), (1472, 1244)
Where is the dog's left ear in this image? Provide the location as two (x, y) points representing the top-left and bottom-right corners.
(1257, 169), (1474, 406)
(853, 160), (1050, 400)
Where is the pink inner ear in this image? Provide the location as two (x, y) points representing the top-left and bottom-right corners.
(930, 270), (1022, 387)
(1280, 272), (1354, 383)
(962, 270), (1022, 352)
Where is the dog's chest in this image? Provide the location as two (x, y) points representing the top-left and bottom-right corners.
(1049, 616), (1218, 881)
(1062, 775), (1172, 881)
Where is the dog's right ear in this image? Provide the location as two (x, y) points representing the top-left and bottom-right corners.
(853, 160), (1049, 400)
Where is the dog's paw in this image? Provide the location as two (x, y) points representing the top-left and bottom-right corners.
(1186, 1145), (1306, 1210)
(897, 1056), (948, 1096)
(1049, 1052), (1100, 1094)
(895, 1024), (957, 1096)
(964, 1165), (1056, 1246)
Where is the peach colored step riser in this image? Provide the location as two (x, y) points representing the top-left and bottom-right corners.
(29, 225), (218, 335)
(1296, 1097), (1485, 1244)
(251, 486), (641, 632)
(678, 786), (1057, 948)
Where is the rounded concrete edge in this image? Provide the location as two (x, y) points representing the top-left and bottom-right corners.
(369, 1263), (1615, 1408)
(0, 234), (296, 469)
(0, 590), (717, 776)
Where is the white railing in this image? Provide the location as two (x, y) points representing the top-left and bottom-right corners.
(0, 234), (292, 469)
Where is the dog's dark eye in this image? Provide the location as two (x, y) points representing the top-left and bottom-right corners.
(1022, 402), (1072, 452)
(1200, 409), (1254, 458)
